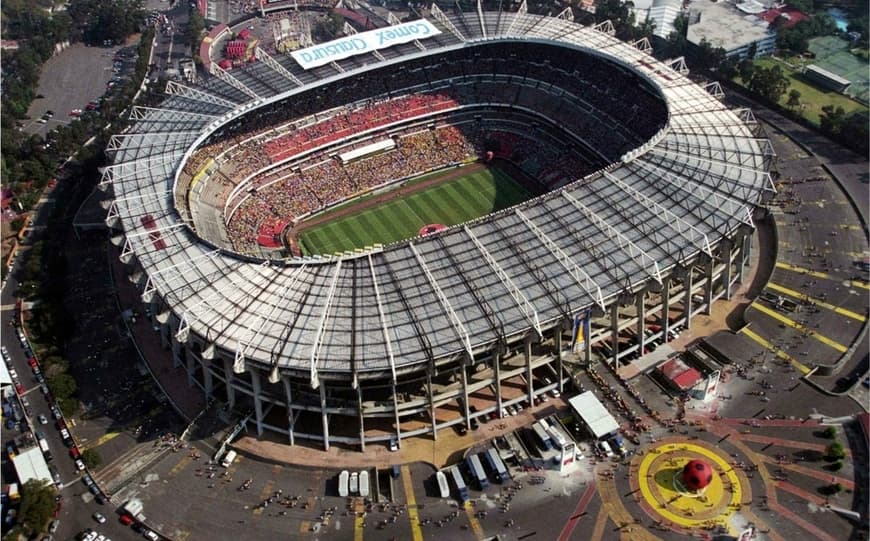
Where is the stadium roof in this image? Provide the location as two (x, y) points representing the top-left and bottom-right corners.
(105, 10), (772, 384)
(11, 447), (53, 485)
(568, 391), (620, 439)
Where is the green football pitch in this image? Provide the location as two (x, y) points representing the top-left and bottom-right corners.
(298, 167), (532, 256)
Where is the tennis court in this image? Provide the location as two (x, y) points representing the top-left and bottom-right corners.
(808, 36), (869, 103)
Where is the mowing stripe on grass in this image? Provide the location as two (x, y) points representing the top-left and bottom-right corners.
(299, 166), (534, 255)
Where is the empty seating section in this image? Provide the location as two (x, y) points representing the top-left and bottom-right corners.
(182, 42), (668, 254)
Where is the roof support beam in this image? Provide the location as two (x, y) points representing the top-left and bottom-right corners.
(235, 265), (307, 383)
(368, 255), (397, 384)
(129, 105), (220, 121)
(309, 261), (342, 389)
(560, 192), (663, 285)
(430, 3), (467, 41)
(408, 243), (473, 358)
(165, 80), (237, 109)
(513, 209), (606, 311)
(254, 46), (303, 87)
(505, 0), (527, 36)
(209, 63), (262, 101)
(604, 172), (712, 258)
(464, 226), (542, 338)
(630, 159), (754, 227)
(477, 0), (487, 39)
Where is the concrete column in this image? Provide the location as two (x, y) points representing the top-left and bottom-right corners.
(460, 363), (471, 431)
(427, 371), (437, 440)
(555, 326), (564, 394)
(357, 384), (366, 452)
(684, 267), (694, 330)
(223, 357), (235, 409)
(739, 234), (751, 283)
(171, 335), (182, 368)
(636, 292), (646, 355)
(661, 279), (671, 342)
(319, 383), (330, 451)
(160, 321), (169, 349)
(610, 302), (620, 368)
(186, 353), (196, 388)
(392, 382), (401, 448)
(282, 377), (295, 445)
(703, 257), (714, 315)
(524, 339), (534, 404)
(203, 363), (214, 399)
(250, 369), (264, 437)
(584, 320), (592, 365)
(492, 350), (503, 417)
(721, 239), (734, 299)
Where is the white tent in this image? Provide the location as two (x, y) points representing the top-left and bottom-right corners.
(567, 391), (620, 440)
(11, 447), (53, 485)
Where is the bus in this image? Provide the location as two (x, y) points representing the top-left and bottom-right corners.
(466, 454), (489, 490)
(359, 470), (370, 498)
(533, 421), (553, 451)
(36, 432), (52, 462)
(449, 466), (468, 503)
(435, 470), (450, 498)
(338, 470), (349, 497)
(485, 448), (509, 483)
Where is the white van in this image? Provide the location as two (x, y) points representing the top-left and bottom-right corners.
(349, 471), (359, 495)
(221, 450), (237, 468)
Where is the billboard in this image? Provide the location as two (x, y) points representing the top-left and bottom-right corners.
(571, 311), (590, 354)
(290, 19), (441, 69)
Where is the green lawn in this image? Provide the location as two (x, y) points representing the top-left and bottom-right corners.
(299, 167), (531, 255)
(740, 57), (868, 125)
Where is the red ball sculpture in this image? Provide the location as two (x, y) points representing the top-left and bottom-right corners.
(681, 459), (714, 491)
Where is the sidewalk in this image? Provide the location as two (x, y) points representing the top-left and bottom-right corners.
(234, 402), (570, 469)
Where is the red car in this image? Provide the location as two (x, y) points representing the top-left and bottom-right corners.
(27, 357), (38, 368)
(53, 501), (62, 518)
(119, 514), (134, 526)
(69, 446), (80, 459)
(14, 383), (24, 395)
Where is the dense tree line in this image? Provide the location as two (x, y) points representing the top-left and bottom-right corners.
(1, 0), (152, 221)
(776, 15), (838, 53)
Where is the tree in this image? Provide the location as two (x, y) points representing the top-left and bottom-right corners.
(749, 65), (789, 103)
(82, 448), (102, 469)
(786, 89), (802, 111)
(187, 3), (205, 58)
(826, 441), (846, 460)
(840, 111), (869, 155)
(738, 59), (755, 83)
(821, 426), (837, 439)
(819, 104), (846, 135)
(17, 479), (55, 536)
(47, 372), (77, 400)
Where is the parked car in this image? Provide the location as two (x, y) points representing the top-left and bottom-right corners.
(92, 511), (106, 524)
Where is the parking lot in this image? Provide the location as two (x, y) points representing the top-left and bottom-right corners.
(22, 43), (134, 137)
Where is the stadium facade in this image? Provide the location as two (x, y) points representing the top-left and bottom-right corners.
(104, 6), (774, 450)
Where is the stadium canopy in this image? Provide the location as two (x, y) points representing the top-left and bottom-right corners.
(568, 391), (620, 440)
(11, 447), (53, 485)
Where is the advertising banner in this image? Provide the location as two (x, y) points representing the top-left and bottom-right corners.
(291, 19), (441, 69)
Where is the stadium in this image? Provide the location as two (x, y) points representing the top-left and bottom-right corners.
(103, 5), (774, 450)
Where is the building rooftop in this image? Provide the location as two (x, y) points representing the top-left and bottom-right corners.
(687, 0), (775, 52)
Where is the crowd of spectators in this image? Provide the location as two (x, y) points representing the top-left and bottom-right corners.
(183, 41), (670, 253)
